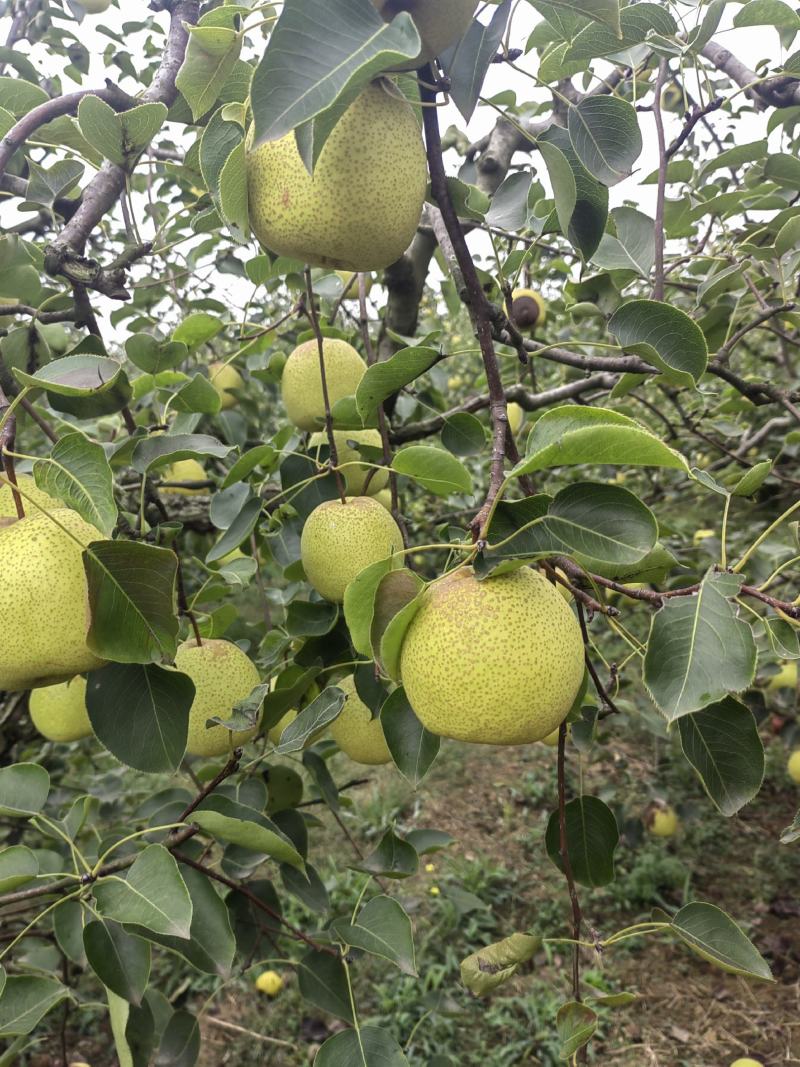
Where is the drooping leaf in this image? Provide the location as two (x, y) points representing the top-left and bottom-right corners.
(608, 300), (709, 387)
(331, 895), (417, 975)
(33, 432), (117, 536)
(678, 697), (765, 816)
(669, 902), (773, 980)
(380, 687), (440, 788)
(460, 933), (541, 996)
(568, 96), (642, 186)
(83, 920), (151, 1005)
(439, 0), (512, 122)
(355, 347), (440, 422)
(315, 1026), (410, 1065)
(94, 846), (193, 939)
(296, 949), (353, 1023)
(352, 827), (419, 880)
(545, 795), (619, 887)
(193, 795), (304, 870)
(557, 1001), (598, 1059)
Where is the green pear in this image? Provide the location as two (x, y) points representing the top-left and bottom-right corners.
(29, 677), (92, 742)
(308, 428), (388, 496)
(247, 81), (427, 271)
(0, 509), (106, 691)
(372, 0), (478, 67)
(209, 361), (244, 410)
(506, 402), (525, 436)
(399, 566), (584, 745)
(301, 496), (403, 602)
(0, 474), (60, 518)
(281, 338), (366, 432)
(331, 675), (392, 765)
(335, 271), (372, 300)
(265, 765), (304, 812)
(161, 458), (207, 496)
(174, 639), (262, 757)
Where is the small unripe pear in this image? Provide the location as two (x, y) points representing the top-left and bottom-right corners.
(309, 428), (388, 496)
(693, 527), (715, 545)
(769, 661), (797, 691)
(247, 81), (427, 271)
(29, 677), (92, 742)
(506, 402), (525, 436)
(161, 459), (207, 496)
(209, 361), (244, 410)
(400, 566), (585, 745)
(300, 496), (403, 602)
(648, 805), (679, 837)
(0, 474), (60, 518)
(174, 639), (262, 757)
(509, 288), (547, 332)
(255, 970), (284, 996)
(335, 271), (372, 300)
(331, 676), (392, 765)
(0, 509), (106, 691)
(372, 0), (478, 67)
(282, 338), (366, 432)
(265, 765), (304, 812)
(788, 750), (800, 784)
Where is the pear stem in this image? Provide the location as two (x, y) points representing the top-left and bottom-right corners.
(304, 267), (348, 504)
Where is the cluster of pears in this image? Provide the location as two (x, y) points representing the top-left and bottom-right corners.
(246, 2), (478, 272)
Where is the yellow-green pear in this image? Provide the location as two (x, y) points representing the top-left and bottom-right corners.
(0, 474), (60, 518)
(541, 723), (571, 747)
(161, 459), (207, 496)
(373, 488), (393, 511)
(0, 509), (106, 691)
(174, 639), (262, 757)
(331, 675), (392, 765)
(509, 288), (547, 332)
(372, 0), (478, 67)
(268, 708), (297, 745)
(768, 661), (797, 691)
(788, 750), (800, 783)
(265, 765), (304, 812)
(247, 81), (427, 271)
(209, 361), (244, 410)
(693, 527), (715, 545)
(308, 428), (388, 496)
(79, 0), (111, 12)
(335, 271), (372, 299)
(399, 566), (584, 745)
(648, 805), (678, 837)
(255, 970), (284, 996)
(29, 677), (92, 742)
(301, 496), (403, 602)
(281, 338), (366, 432)
(730, 1059), (763, 1067)
(506, 402), (525, 436)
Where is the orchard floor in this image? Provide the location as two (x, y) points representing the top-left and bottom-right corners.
(192, 725), (800, 1067)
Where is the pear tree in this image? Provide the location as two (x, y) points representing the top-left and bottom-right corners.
(0, 0), (798, 1063)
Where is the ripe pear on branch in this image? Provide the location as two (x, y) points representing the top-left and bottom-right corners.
(331, 675), (392, 765)
(208, 361), (243, 410)
(174, 639), (262, 757)
(0, 474), (60, 517)
(29, 677), (93, 742)
(282, 338), (366, 432)
(308, 428), (388, 496)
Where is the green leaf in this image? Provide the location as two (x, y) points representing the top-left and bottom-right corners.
(344, 557), (395, 658)
(25, 158), (84, 211)
(222, 444), (277, 488)
(94, 845), (193, 939)
(206, 497), (262, 563)
(371, 570), (426, 679)
(32, 432), (117, 536)
(440, 0), (512, 123)
(356, 346), (440, 422)
(132, 433), (235, 474)
(678, 698), (765, 816)
(557, 1001), (598, 1059)
(780, 810), (800, 844)
(460, 933), (541, 996)
(14, 354), (132, 416)
(538, 126), (608, 259)
(669, 902), (773, 980)
(608, 299), (709, 386)
(274, 686), (346, 754)
(0, 764), (49, 817)
(592, 206), (655, 276)
(194, 796), (304, 870)
(53, 899), (87, 968)
(200, 108), (245, 206)
(176, 20), (243, 122)
(86, 663), (193, 774)
(218, 139), (250, 240)
(172, 312), (224, 350)
(297, 949), (353, 1023)
(83, 920), (151, 1006)
(380, 687), (440, 789)
(78, 94), (125, 165)
(0, 75), (48, 117)
(545, 796), (619, 887)
(528, 0), (621, 35)
(513, 404), (687, 477)
(331, 895), (417, 975)
(733, 0), (800, 29)
(0, 846), (38, 893)
(119, 103), (167, 154)
(316, 1026), (410, 1065)
(441, 412), (486, 456)
(352, 827), (419, 880)
(731, 460), (772, 497)
(565, 2), (676, 61)
(172, 373), (222, 416)
(156, 1009), (201, 1067)
(568, 97), (642, 186)
(643, 571), (757, 722)
(0, 976), (69, 1037)
(84, 541), (179, 663)
(392, 446), (472, 497)
(250, 0), (421, 148)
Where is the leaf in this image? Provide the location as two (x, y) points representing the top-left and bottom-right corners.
(155, 1009), (201, 1067)
(274, 686), (346, 754)
(485, 171), (532, 231)
(557, 1001), (598, 1059)
(344, 557), (395, 658)
(297, 949), (353, 1023)
(172, 374), (222, 416)
(568, 97), (642, 186)
(200, 108), (245, 205)
(15, 354), (131, 416)
(392, 446), (472, 497)
(538, 126), (608, 259)
(331, 895), (417, 975)
(132, 433), (234, 474)
(352, 827), (419, 880)
(83, 920), (151, 1006)
(218, 139), (249, 240)
(172, 312), (224, 350)
(119, 103), (167, 155)
(315, 1026), (410, 1066)
(25, 158), (84, 211)
(372, 572), (426, 680)
(0, 976), (69, 1037)
(731, 460), (772, 497)
(670, 902), (773, 980)
(32, 432), (117, 536)
(250, 0), (421, 149)
(84, 541), (178, 663)
(608, 300), (709, 387)
(77, 96), (122, 165)
(0, 75), (48, 117)
(94, 845), (193, 939)
(442, 412), (486, 456)
(176, 19), (243, 122)
(528, 0), (622, 35)
(0, 846), (38, 893)
(643, 571), (757, 722)
(439, 0), (512, 122)
(460, 933), (541, 996)
(512, 404), (687, 477)
(355, 346), (440, 422)
(545, 796), (619, 888)
(678, 698), (765, 816)
(0, 764), (49, 817)
(86, 663), (194, 774)
(733, 0), (800, 29)
(592, 206), (656, 276)
(206, 497), (263, 563)
(380, 687), (440, 788)
(780, 810), (800, 844)
(194, 795), (304, 870)
(222, 444), (277, 488)
(565, 2), (676, 61)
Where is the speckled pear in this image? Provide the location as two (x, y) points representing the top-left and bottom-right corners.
(309, 428), (388, 496)
(0, 474), (60, 518)
(0, 509), (105, 691)
(209, 361), (244, 410)
(247, 81), (427, 271)
(174, 639), (262, 757)
(301, 496), (403, 602)
(29, 677), (92, 742)
(399, 566), (585, 745)
(372, 0), (478, 67)
(282, 338), (366, 432)
(331, 675), (392, 765)
(161, 459), (207, 496)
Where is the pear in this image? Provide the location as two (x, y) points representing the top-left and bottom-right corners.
(254, 970), (284, 996)
(0, 474), (60, 518)
(330, 675), (392, 765)
(372, 0), (478, 67)
(373, 488), (393, 511)
(300, 496), (403, 602)
(0, 509), (106, 691)
(509, 288), (547, 332)
(788, 750), (800, 784)
(247, 81), (427, 271)
(399, 566), (584, 745)
(648, 805), (679, 837)
(79, 0), (111, 11)
(29, 676), (92, 742)
(693, 527), (715, 545)
(768, 661), (797, 691)
(335, 271), (372, 300)
(268, 708), (297, 746)
(265, 765), (304, 812)
(161, 458), (207, 496)
(282, 338), (366, 432)
(506, 402), (525, 436)
(174, 639), (262, 757)
(308, 428), (388, 496)
(209, 361), (244, 410)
